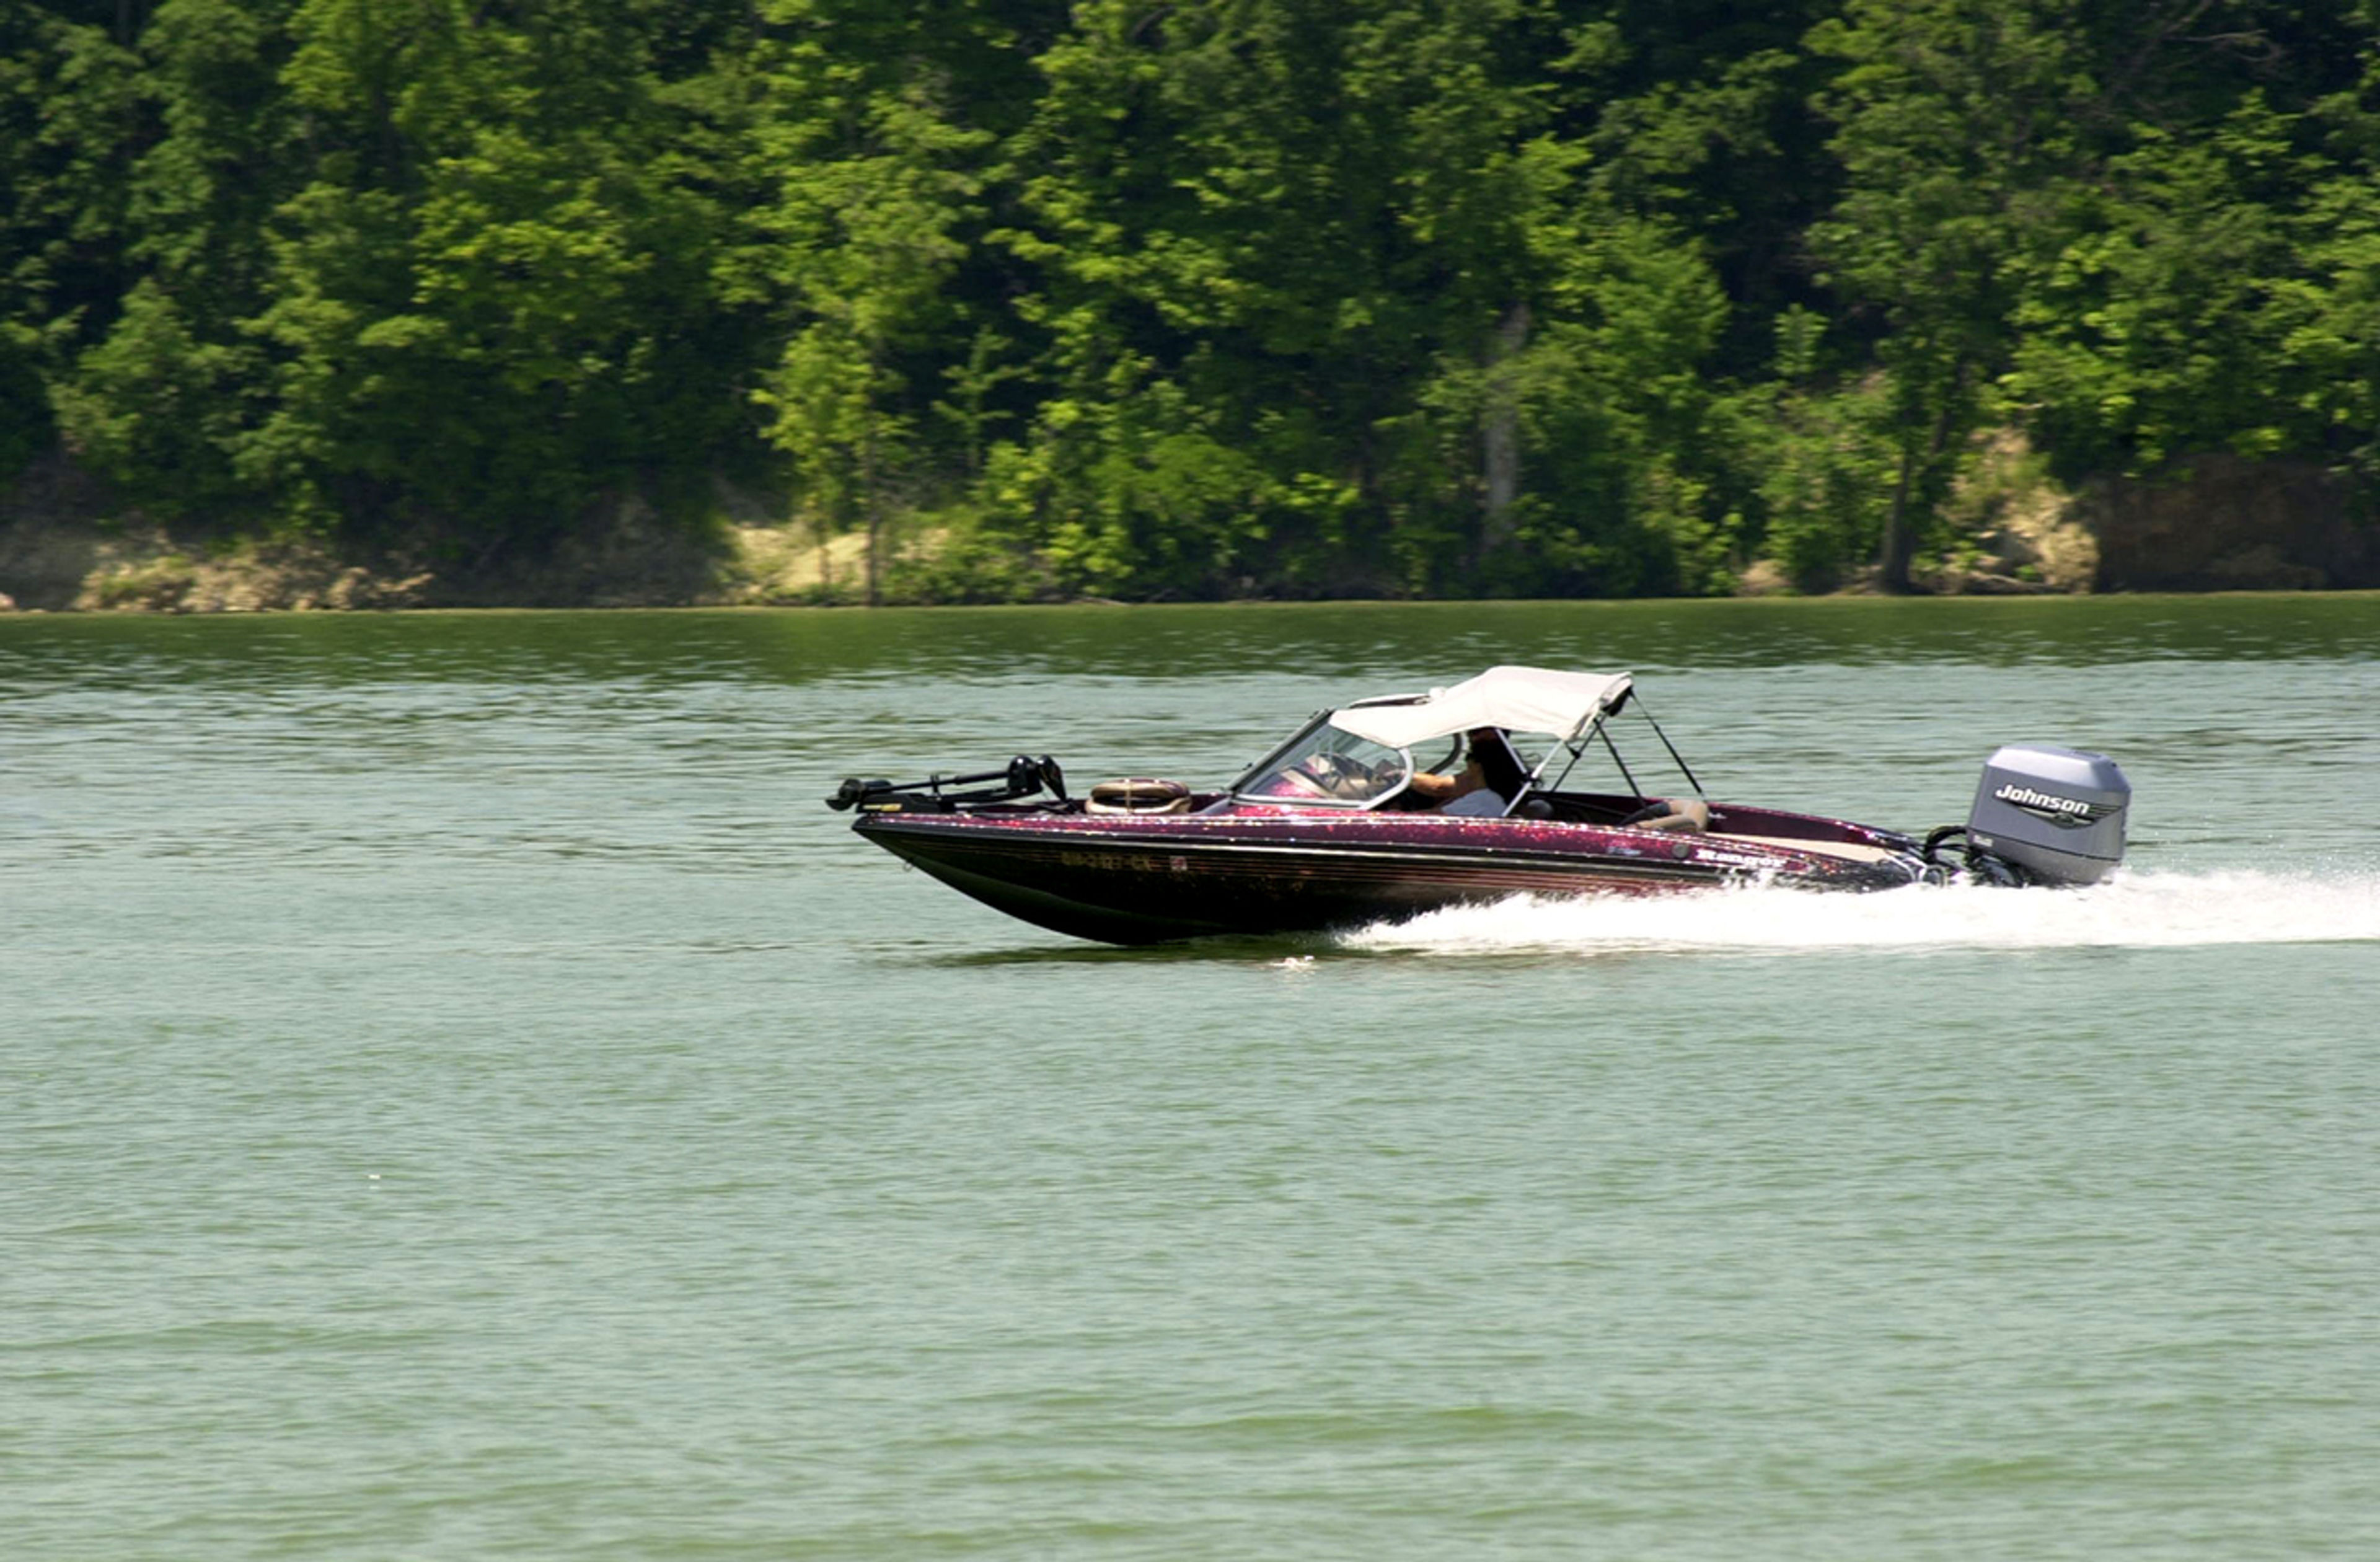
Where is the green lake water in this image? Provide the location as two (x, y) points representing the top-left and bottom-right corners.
(6, 595), (2378, 1559)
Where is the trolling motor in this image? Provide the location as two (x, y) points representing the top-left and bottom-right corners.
(826, 754), (1067, 814)
(1922, 743), (2131, 886)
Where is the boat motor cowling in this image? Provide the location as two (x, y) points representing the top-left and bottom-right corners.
(1956, 743), (2130, 886)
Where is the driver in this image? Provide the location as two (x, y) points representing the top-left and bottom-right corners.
(1408, 728), (1504, 810)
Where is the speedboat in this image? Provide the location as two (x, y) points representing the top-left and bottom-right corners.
(827, 666), (2130, 945)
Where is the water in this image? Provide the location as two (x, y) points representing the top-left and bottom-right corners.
(6, 596), (2378, 1560)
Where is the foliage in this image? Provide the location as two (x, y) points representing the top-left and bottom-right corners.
(6, 0), (2378, 596)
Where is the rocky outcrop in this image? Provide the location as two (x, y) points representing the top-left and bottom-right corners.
(1, 456), (739, 611)
(0, 454), (434, 611)
(1944, 511), (2100, 593)
(2076, 454), (2378, 591)
(0, 454), (115, 609)
(1873, 441), (2376, 597)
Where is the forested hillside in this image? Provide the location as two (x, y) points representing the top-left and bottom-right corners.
(6, 1), (2378, 603)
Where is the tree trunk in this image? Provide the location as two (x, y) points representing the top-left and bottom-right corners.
(862, 418), (881, 608)
(1878, 443), (1918, 593)
(1479, 301), (1530, 560)
(1879, 397), (1957, 593)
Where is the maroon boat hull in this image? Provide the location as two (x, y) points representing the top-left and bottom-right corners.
(854, 807), (1919, 945)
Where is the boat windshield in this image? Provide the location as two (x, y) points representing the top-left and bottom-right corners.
(1235, 721), (1417, 808)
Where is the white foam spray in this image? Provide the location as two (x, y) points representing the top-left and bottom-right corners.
(1341, 869), (2380, 956)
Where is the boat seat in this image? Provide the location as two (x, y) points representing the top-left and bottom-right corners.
(1621, 798), (1711, 833)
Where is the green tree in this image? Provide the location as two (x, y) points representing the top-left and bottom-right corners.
(998, 0), (1440, 594)
(1, 5), (152, 483)
(2001, 6), (2379, 482)
(723, 1), (1055, 601)
(14, 0), (2380, 602)
(2005, 98), (2319, 475)
(743, 22), (997, 601)
(1738, 306), (1899, 589)
(232, 0), (751, 550)
(43, 0), (305, 518)
(1005, 0), (1679, 596)
(1808, 0), (2096, 590)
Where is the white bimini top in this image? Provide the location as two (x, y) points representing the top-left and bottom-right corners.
(1327, 665), (1633, 749)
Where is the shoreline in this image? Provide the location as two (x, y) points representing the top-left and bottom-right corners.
(7, 444), (2376, 612)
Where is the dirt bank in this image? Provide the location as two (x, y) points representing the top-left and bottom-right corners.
(7, 449), (2376, 611)
(0, 458), (870, 612)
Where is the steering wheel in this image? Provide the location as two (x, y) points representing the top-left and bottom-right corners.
(1294, 753), (1380, 798)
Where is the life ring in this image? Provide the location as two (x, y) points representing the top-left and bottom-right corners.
(1086, 777), (1193, 815)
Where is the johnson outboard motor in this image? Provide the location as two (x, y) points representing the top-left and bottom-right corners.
(1925, 744), (2130, 886)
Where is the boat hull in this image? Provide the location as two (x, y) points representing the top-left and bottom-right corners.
(854, 809), (1919, 945)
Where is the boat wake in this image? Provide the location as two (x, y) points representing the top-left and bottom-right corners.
(1341, 868), (2380, 955)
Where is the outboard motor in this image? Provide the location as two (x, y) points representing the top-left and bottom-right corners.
(1931, 743), (2130, 886)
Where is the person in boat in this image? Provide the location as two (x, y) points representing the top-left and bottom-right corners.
(1408, 727), (1528, 815)
(1408, 726), (1709, 831)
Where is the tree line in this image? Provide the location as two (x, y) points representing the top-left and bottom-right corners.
(6, 1), (2378, 602)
